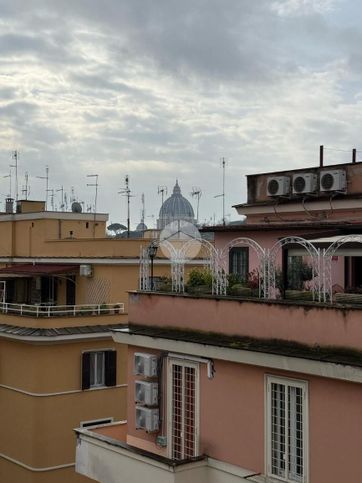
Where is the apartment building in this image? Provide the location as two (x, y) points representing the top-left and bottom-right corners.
(76, 160), (362, 483)
(0, 199), (175, 483)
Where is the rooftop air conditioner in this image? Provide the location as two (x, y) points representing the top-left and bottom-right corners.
(320, 170), (347, 192)
(135, 381), (158, 406)
(267, 176), (290, 197)
(134, 353), (158, 378)
(135, 406), (159, 432)
(292, 173), (318, 195)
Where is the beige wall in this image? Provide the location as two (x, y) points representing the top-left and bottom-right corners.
(0, 338), (127, 479)
(0, 458), (91, 483)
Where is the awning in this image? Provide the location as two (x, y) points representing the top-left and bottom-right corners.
(0, 264), (79, 277)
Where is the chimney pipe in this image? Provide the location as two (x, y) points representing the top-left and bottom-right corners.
(352, 148), (357, 163)
(5, 198), (14, 214)
(319, 145), (324, 168)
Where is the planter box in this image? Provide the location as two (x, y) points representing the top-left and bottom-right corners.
(285, 290), (314, 301)
(335, 293), (362, 305)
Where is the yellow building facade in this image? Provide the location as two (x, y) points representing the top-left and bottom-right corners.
(0, 200), (175, 483)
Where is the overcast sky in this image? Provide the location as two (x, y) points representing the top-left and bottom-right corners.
(0, 0), (361, 227)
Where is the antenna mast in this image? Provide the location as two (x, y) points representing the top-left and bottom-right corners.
(119, 175), (134, 238)
(22, 172), (30, 200)
(158, 185), (168, 207)
(87, 174), (99, 238)
(11, 150), (19, 201)
(141, 193), (145, 225)
(56, 186), (64, 211)
(191, 187), (202, 223)
(214, 157), (227, 225)
(47, 188), (55, 211)
(3, 168), (12, 198)
(37, 166), (49, 209)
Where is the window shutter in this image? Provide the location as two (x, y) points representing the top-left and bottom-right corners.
(105, 350), (117, 387)
(82, 352), (91, 390)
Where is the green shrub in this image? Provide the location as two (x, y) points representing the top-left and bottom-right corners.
(187, 268), (213, 288)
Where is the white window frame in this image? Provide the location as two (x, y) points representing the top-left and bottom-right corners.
(265, 375), (309, 483)
(167, 358), (200, 460)
(90, 351), (106, 388)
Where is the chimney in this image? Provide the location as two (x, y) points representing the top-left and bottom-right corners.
(5, 198), (14, 214)
(352, 148), (357, 163)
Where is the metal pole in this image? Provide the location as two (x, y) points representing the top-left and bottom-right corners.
(319, 145), (324, 167)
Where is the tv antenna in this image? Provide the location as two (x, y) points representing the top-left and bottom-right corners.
(158, 186), (168, 206)
(22, 172), (30, 200)
(56, 186), (64, 211)
(214, 157), (227, 226)
(119, 175), (134, 238)
(37, 166), (49, 209)
(47, 188), (55, 211)
(10, 150), (19, 201)
(87, 174), (99, 238)
(141, 193), (145, 225)
(3, 168), (12, 198)
(191, 187), (202, 223)
(64, 192), (68, 211)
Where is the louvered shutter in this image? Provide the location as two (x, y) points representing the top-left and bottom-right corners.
(81, 352), (91, 390)
(105, 350), (117, 387)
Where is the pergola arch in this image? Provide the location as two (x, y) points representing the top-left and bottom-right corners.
(323, 235), (362, 302)
(268, 236), (322, 301)
(217, 237), (267, 297)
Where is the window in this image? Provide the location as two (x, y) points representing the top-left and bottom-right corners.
(229, 247), (249, 282)
(167, 359), (199, 460)
(266, 376), (308, 483)
(82, 350), (117, 390)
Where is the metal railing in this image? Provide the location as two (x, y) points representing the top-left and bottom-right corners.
(0, 302), (125, 318)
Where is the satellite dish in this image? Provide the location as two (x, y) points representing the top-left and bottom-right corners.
(71, 201), (82, 213)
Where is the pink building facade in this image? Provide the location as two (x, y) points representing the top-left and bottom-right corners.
(75, 161), (362, 483)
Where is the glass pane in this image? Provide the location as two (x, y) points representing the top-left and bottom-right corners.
(271, 383), (286, 478)
(96, 352), (104, 386)
(90, 353), (95, 386)
(288, 386), (303, 482)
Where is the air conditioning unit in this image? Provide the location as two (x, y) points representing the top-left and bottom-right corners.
(80, 264), (93, 277)
(134, 353), (158, 377)
(292, 173), (318, 195)
(135, 381), (158, 406)
(320, 170), (347, 192)
(267, 176), (290, 197)
(135, 406), (159, 432)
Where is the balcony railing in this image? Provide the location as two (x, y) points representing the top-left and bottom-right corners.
(0, 302), (125, 318)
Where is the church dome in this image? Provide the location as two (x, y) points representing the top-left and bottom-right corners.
(157, 181), (195, 229)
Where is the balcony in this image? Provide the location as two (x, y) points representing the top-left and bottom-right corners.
(0, 302), (126, 328)
(75, 422), (208, 483)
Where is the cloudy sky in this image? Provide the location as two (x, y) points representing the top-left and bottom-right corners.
(0, 0), (361, 226)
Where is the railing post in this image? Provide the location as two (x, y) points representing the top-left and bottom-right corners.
(73, 306), (76, 316)
(20, 304), (23, 315)
(36, 306), (39, 317)
(97, 304), (101, 315)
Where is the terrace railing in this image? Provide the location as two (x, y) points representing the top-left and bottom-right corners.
(0, 302), (124, 318)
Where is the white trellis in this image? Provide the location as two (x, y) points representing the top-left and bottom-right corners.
(268, 236), (322, 301)
(218, 237), (267, 297)
(177, 238), (218, 294)
(139, 247), (151, 291)
(323, 235), (362, 302)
